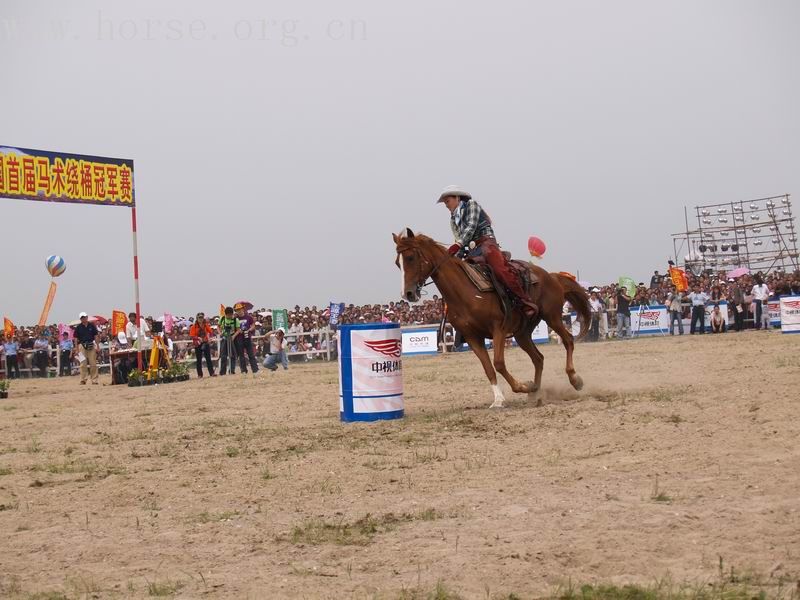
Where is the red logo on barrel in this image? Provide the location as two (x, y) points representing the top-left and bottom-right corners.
(364, 339), (402, 358)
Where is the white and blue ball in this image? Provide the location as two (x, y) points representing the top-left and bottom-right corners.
(45, 255), (66, 277)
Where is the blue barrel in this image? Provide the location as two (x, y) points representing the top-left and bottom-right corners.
(338, 323), (404, 422)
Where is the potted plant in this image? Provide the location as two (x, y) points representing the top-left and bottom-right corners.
(162, 366), (175, 384)
(0, 379), (9, 399)
(127, 369), (144, 387)
(174, 362), (190, 382)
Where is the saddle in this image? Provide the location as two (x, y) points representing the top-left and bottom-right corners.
(459, 254), (538, 323)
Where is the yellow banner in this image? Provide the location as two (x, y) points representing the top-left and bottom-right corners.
(3, 317), (14, 338)
(112, 311), (127, 336)
(37, 281), (57, 327)
(0, 146), (134, 207)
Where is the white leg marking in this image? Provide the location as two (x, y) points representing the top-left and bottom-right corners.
(489, 384), (506, 409)
(399, 256), (406, 298)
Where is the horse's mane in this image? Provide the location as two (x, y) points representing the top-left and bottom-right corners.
(396, 230), (445, 252)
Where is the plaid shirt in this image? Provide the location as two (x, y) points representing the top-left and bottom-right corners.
(450, 199), (495, 246)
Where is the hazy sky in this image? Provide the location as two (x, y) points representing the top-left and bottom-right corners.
(2, 0), (799, 323)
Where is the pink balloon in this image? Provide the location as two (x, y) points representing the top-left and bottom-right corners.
(528, 236), (546, 257)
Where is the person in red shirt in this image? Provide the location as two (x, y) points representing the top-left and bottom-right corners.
(189, 312), (216, 378)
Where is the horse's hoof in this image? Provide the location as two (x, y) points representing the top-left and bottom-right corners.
(528, 391), (543, 407)
(489, 401), (505, 409)
(571, 375), (584, 391)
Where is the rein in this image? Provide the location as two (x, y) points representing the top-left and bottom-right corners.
(397, 244), (451, 296)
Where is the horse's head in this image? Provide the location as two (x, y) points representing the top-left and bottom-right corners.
(392, 227), (444, 302)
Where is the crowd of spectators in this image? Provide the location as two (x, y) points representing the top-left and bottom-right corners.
(2, 268), (798, 378)
(0, 298), (445, 378)
(582, 268), (800, 340)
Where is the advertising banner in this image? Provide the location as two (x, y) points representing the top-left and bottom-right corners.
(631, 305), (669, 336)
(1, 145), (135, 206)
(329, 302), (345, 326)
(401, 328), (439, 355)
(780, 296), (800, 334)
(768, 301), (781, 327)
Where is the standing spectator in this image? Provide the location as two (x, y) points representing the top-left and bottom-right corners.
(650, 270), (663, 289)
(263, 328), (289, 372)
(217, 306), (240, 375)
(728, 278), (745, 332)
(33, 329), (50, 378)
(588, 290), (602, 342)
(125, 312), (150, 349)
(750, 275), (771, 330)
(59, 332), (73, 376)
(189, 312), (216, 378)
(616, 287), (632, 340)
(234, 303), (259, 375)
(688, 284), (709, 335)
(667, 288), (684, 335)
(74, 312), (100, 385)
(3, 335), (20, 379)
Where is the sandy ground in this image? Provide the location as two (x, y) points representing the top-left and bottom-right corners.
(0, 331), (799, 599)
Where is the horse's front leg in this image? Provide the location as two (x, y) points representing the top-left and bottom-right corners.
(464, 335), (505, 408)
(492, 331), (530, 398)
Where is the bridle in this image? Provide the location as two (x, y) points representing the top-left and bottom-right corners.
(395, 244), (450, 297)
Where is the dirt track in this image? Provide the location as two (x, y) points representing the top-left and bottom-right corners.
(1, 331), (799, 599)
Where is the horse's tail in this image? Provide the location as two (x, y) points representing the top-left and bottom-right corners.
(556, 274), (591, 340)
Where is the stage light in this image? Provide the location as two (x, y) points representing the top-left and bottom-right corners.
(781, 197), (790, 204)
(783, 210), (791, 216)
(772, 239), (780, 244)
(734, 216), (744, 222)
(766, 201), (775, 208)
(750, 203), (758, 210)
(718, 217), (728, 223)
(702, 218), (711, 225)
(701, 210), (710, 216)
(750, 214), (760, 221)
(733, 205), (743, 212)
(731, 244), (739, 251)
(753, 240), (763, 246)
(752, 228), (761, 233)
(721, 244), (729, 251)
(769, 226), (777, 232)
(720, 231), (730, 237)
(698, 244), (708, 253)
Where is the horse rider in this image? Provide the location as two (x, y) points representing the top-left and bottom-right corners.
(438, 185), (538, 319)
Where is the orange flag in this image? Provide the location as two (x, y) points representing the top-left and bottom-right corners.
(669, 266), (688, 292)
(3, 317), (14, 338)
(112, 310), (127, 336)
(219, 304), (225, 317)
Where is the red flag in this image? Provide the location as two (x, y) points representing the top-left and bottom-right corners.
(669, 266), (688, 292)
(112, 310), (127, 336)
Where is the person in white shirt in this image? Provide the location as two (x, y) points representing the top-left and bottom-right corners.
(125, 312), (151, 349)
(588, 290), (603, 341)
(750, 275), (771, 330)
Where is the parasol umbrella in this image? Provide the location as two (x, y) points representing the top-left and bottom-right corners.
(257, 310), (272, 317)
(235, 300), (254, 311)
(727, 267), (750, 279)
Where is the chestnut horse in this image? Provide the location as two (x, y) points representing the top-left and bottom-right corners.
(393, 228), (591, 408)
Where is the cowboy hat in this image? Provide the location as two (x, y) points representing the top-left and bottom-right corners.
(436, 185), (472, 203)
